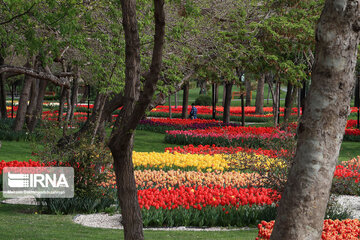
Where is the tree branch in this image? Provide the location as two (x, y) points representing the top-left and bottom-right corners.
(0, 3), (36, 25)
(0, 65), (70, 88)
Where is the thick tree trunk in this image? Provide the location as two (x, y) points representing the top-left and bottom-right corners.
(27, 79), (47, 132)
(245, 77), (251, 106)
(181, 82), (189, 119)
(0, 56), (7, 119)
(13, 75), (33, 131)
(255, 74), (265, 114)
(223, 82), (233, 124)
(270, 1), (360, 239)
(108, 0), (165, 239)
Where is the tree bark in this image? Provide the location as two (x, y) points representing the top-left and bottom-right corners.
(108, 1), (165, 239)
(25, 79), (39, 127)
(181, 82), (189, 119)
(13, 75), (33, 131)
(270, 1), (360, 239)
(27, 79), (47, 132)
(223, 82), (233, 124)
(255, 74), (265, 114)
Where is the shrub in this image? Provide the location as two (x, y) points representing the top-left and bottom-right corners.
(34, 124), (114, 214)
(194, 95), (212, 106)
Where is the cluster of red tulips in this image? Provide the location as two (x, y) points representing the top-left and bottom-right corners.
(256, 219), (360, 240)
(334, 157), (360, 183)
(138, 186), (280, 210)
(0, 159), (44, 175)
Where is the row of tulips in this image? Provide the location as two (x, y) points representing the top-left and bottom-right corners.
(256, 219), (360, 240)
(165, 144), (288, 158)
(132, 151), (285, 172)
(137, 186), (280, 210)
(101, 170), (259, 190)
(165, 126), (294, 148)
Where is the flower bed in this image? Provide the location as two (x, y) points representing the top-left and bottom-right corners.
(165, 126), (294, 149)
(332, 156), (360, 195)
(256, 219), (360, 240)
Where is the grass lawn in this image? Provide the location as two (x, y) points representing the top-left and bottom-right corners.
(0, 140), (34, 162)
(339, 141), (360, 162)
(0, 192), (258, 240)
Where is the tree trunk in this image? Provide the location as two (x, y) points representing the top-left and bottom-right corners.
(58, 87), (66, 122)
(300, 80), (307, 112)
(212, 83), (216, 119)
(270, 1), (360, 239)
(0, 56), (7, 119)
(255, 74), (265, 114)
(108, 0), (165, 239)
(199, 80), (207, 94)
(223, 82), (233, 124)
(283, 82), (293, 123)
(27, 79), (47, 132)
(222, 82), (226, 107)
(241, 93), (245, 126)
(69, 77), (79, 125)
(26, 79), (39, 126)
(245, 77), (251, 106)
(355, 75), (359, 108)
(181, 82), (189, 119)
(174, 91), (177, 108)
(13, 75), (33, 131)
(168, 94), (172, 118)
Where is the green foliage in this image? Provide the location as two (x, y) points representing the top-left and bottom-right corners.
(331, 178), (360, 196)
(325, 196), (351, 220)
(34, 123), (114, 214)
(37, 197), (115, 215)
(141, 205), (277, 228)
(194, 95), (212, 106)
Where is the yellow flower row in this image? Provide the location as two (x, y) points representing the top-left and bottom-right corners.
(132, 151), (285, 171)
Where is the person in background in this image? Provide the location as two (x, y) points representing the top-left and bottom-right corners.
(189, 103), (198, 119)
